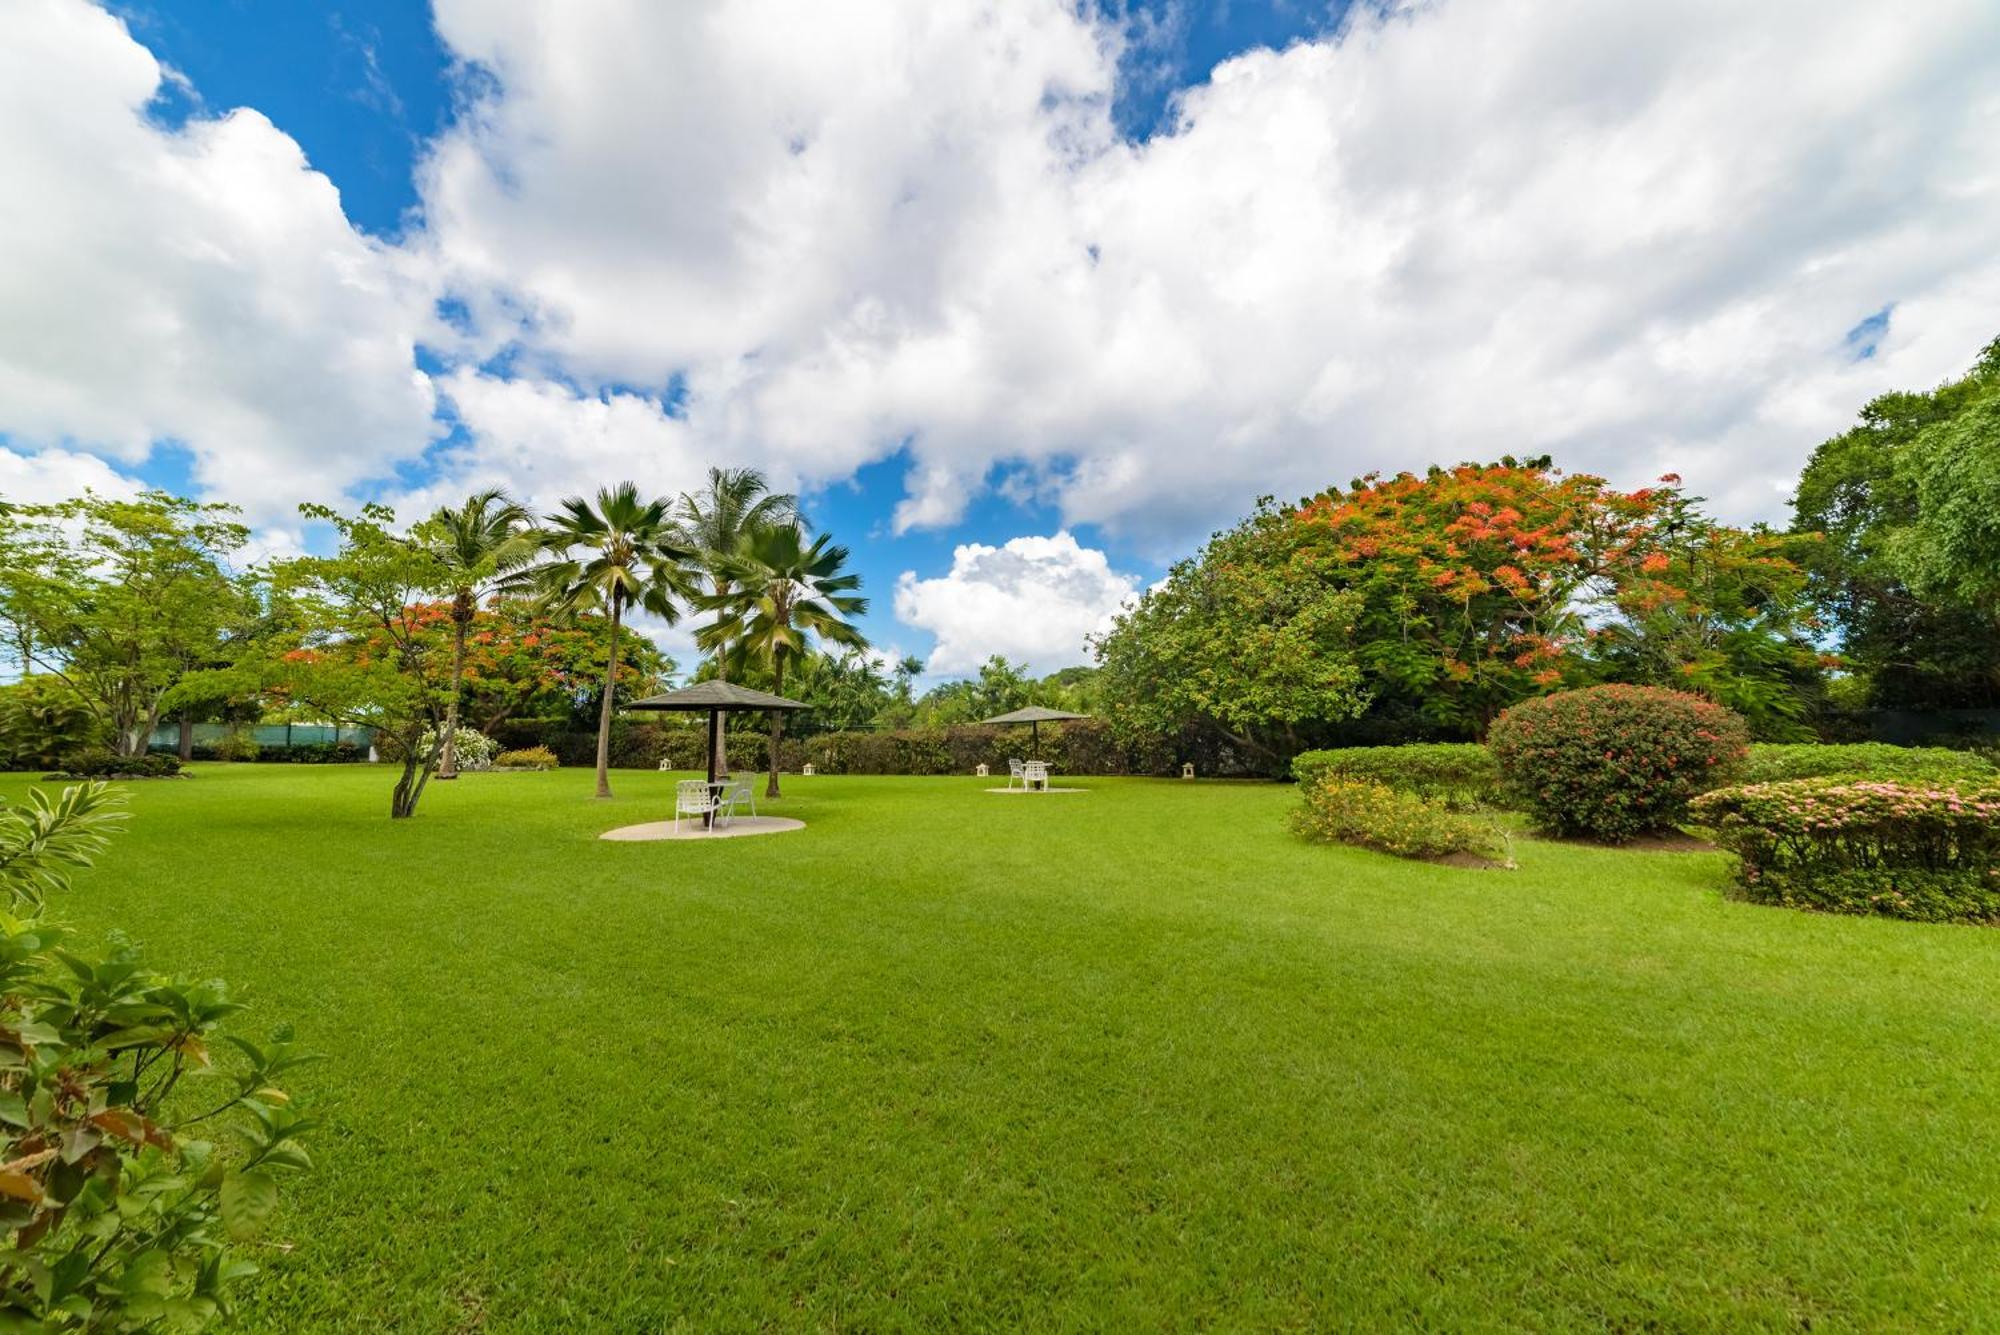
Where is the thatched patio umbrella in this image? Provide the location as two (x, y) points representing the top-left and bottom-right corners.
(628, 682), (811, 819)
(977, 705), (1089, 759)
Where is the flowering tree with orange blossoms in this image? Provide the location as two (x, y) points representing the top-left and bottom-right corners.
(1294, 458), (1684, 731)
(271, 504), (458, 818)
(455, 599), (670, 733)
(1096, 456), (1826, 755)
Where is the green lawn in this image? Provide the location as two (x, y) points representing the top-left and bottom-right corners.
(7, 763), (2000, 1331)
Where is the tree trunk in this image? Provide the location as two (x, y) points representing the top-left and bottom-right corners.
(177, 716), (193, 762)
(594, 596), (622, 799)
(391, 757), (421, 818)
(391, 732), (446, 818)
(766, 656), (784, 799)
(438, 601), (470, 780)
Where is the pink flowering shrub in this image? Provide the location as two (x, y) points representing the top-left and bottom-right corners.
(1487, 685), (1749, 842)
(1290, 777), (1507, 863)
(1692, 779), (2000, 923)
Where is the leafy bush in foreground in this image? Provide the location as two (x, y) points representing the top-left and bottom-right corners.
(1291, 744), (1500, 809)
(1488, 685), (1748, 842)
(1692, 778), (2000, 923)
(0, 784), (315, 1329)
(1742, 742), (1995, 786)
(495, 746), (559, 770)
(1290, 777), (1506, 863)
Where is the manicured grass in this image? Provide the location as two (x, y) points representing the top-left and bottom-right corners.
(7, 763), (2000, 1330)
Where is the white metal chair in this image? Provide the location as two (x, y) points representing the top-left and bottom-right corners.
(674, 779), (722, 833)
(1022, 760), (1050, 791)
(1007, 758), (1026, 790)
(718, 778), (757, 826)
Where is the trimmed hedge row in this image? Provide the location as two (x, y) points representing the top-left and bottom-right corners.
(48, 751), (182, 779)
(1693, 778), (2000, 923)
(1741, 742), (1995, 785)
(488, 718), (1256, 776)
(1291, 744), (1498, 809)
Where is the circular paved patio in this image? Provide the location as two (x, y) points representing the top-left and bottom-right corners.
(599, 816), (805, 841)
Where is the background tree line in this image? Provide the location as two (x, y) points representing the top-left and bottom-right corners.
(4, 337), (1997, 796)
(1090, 337), (2000, 764)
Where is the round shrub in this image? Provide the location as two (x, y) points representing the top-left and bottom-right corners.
(416, 726), (498, 771)
(1488, 685), (1749, 842)
(495, 745), (559, 770)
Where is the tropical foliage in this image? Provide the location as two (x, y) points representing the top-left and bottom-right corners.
(413, 490), (532, 778)
(0, 783), (315, 1330)
(271, 504), (458, 819)
(1094, 460), (1823, 768)
(509, 484), (695, 799)
(698, 524), (867, 797)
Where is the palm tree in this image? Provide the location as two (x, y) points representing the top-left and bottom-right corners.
(416, 489), (533, 779)
(512, 483), (694, 798)
(700, 523), (866, 798)
(673, 467), (800, 772)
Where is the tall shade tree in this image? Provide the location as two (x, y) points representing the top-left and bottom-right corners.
(699, 524), (867, 798)
(1792, 337), (2000, 709)
(276, 504), (457, 819)
(414, 490), (533, 779)
(0, 491), (255, 757)
(672, 467), (799, 772)
(513, 483), (694, 798)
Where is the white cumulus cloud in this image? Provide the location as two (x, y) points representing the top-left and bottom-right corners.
(894, 532), (1138, 675)
(0, 0), (437, 518)
(409, 0), (2000, 547)
(4, 0), (2000, 565)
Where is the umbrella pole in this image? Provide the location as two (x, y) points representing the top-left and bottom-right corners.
(1032, 720), (1040, 759)
(705, 708), (721, 829)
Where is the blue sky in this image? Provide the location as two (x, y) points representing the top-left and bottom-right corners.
(6, 0), (1996, 681)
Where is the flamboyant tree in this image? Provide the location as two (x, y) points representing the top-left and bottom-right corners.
(274, 504), (457, 819)
(454, 600), (671, 733)
(1095, 458), (1824, 755)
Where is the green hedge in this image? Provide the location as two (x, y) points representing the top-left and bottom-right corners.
(47, 751), (182, 779)
(1741, 743), (1995, 785)
(1291, 744), (1499, 808)
(491, 718), (1190, 776)
(1693, 778), (2000, 923)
